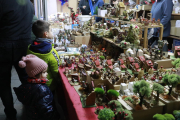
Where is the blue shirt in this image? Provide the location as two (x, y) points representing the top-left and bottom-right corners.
(151, 0), (173, 37)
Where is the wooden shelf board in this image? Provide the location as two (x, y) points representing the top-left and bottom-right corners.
(168, 35), (180, 40)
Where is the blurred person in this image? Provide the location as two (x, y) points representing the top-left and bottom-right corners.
(0, 0), (33, 119)
(79, 0), (91, 15)
(148, 0), (173, 49)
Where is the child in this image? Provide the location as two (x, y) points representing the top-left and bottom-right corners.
(13, 54), (60, 120)
(27, 20), (60, 92)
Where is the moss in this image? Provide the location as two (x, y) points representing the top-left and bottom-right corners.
(107, 89), (119, 97)
(153, 114), (167, 120)
(98, 108), (115, 120)
(94, 88), (105, 95)
(100, 56), (105, 60)
(124, 97), (134, 103)
(164, 114), (175, 120)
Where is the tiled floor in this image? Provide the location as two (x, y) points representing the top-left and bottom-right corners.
(0, 66), (26, 120)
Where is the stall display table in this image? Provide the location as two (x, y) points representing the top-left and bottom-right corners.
(58, 67), (102, 120)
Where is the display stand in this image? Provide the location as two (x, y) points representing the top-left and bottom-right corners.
(93, 15), (164, 48)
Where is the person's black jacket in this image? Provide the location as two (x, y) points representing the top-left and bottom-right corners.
(0, 0), (33, 43)
(79, 0), (91, 15)
(14, 83), (60, 120)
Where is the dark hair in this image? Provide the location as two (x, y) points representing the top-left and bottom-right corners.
(32, 20), (50, 38)
(35, 72), (42, 78)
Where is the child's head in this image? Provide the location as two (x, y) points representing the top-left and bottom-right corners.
(32, 20), (53, 39)
(19, 54), (48, 79)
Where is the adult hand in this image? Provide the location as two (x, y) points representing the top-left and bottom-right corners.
(83, 6), (86, 9)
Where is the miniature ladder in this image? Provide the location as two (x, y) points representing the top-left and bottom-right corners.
(88, 0), (94, 15)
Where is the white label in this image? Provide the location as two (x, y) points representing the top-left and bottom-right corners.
(176, 20), (180, 27)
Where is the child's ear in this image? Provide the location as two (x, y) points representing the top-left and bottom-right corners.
(44, 31), (48, 38)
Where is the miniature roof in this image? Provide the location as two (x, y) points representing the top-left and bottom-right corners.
(119, 59), (124, 64)
(138, 56), (145, 62)
(178, 52), (180, 56)
(95, 60), (100, 66)
(119, 2), (125, 7)
(175, 46), (180, 50)
(107, 60), (112, 65)
(109, 65), (113, 69)
(146, 60), (153, 66)
(128, 57), (135, 63)
(120, 64), (126, 69)
(132, 63), (140, 69)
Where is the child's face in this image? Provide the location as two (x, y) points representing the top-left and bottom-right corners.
(40, 69), (48, 79)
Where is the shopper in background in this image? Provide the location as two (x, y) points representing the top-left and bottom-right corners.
(93, 0), (104, 22)
(79, 0), (91, 15)
(0, 0), (33, 120)
(14, 54), (60, 120)
(31, 15), (38, 41)
(148, 0), (173, 49)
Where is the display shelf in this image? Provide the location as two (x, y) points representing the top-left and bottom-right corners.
(93, 15), (163, 48)
(169, 35), (180, 40)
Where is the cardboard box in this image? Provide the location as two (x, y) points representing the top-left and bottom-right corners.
(71, 35), (91, 46)
(142, 5), (152, 10)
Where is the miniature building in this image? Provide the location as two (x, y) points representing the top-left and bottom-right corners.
(113, 67), (121, 76)
(174, 46), (180, 58)
(143, 60), (153, 72)
(126, 48), (135, 58)
(131, 63), (140, 72)
(117, 2), (125, 16)
(126, 57), (135, 68)
(106, 60), (113, 69)
(95, 60), (103, 69)
(119, 59), (127, 70)
(119, 53), (126, 61)
(138, 56), (146, 67)
(120, 83), (128, 94)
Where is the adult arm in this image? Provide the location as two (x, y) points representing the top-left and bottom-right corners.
(78, 0), (84, 10)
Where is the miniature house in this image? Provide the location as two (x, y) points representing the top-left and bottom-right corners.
(126, 48), (135, 58)
(138, 56), (146, 67)
(106, 60), (113, 69)
(119, 59), (127, 70)
(131, 63), (140, 72)
(126, 57), (135, 68)
(95, 60), (103, 69)
(120, 83), (128, 94)
(113, 67), (121, 76)
(118, 2), (125, 16)
(128, 82), (134, 92)
(119, 53), (126, 61)
(143, 60), (154, 72)
(174, 46), (180, 58)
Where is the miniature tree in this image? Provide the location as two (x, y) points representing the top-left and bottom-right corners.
(153, 113), (175, 120)
(98, 108), (115, 120)
(108, 100), (133, 120)
(152, 83), (164, 102)
(153, 114), (167, 120)
(173, 110), (180, 120)
(107, 89), (119, 99)
(172, 58), (180, 68)
(164, 114), (175, 120)
(133, 80), (151, 107)
(162, 74), (180, 96)
(95, 88), (105, 95)
(99, 56), (105, 60)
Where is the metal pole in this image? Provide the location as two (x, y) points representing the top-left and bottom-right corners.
(44, 0), (48, 21)
(37, 0), (41, 19)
